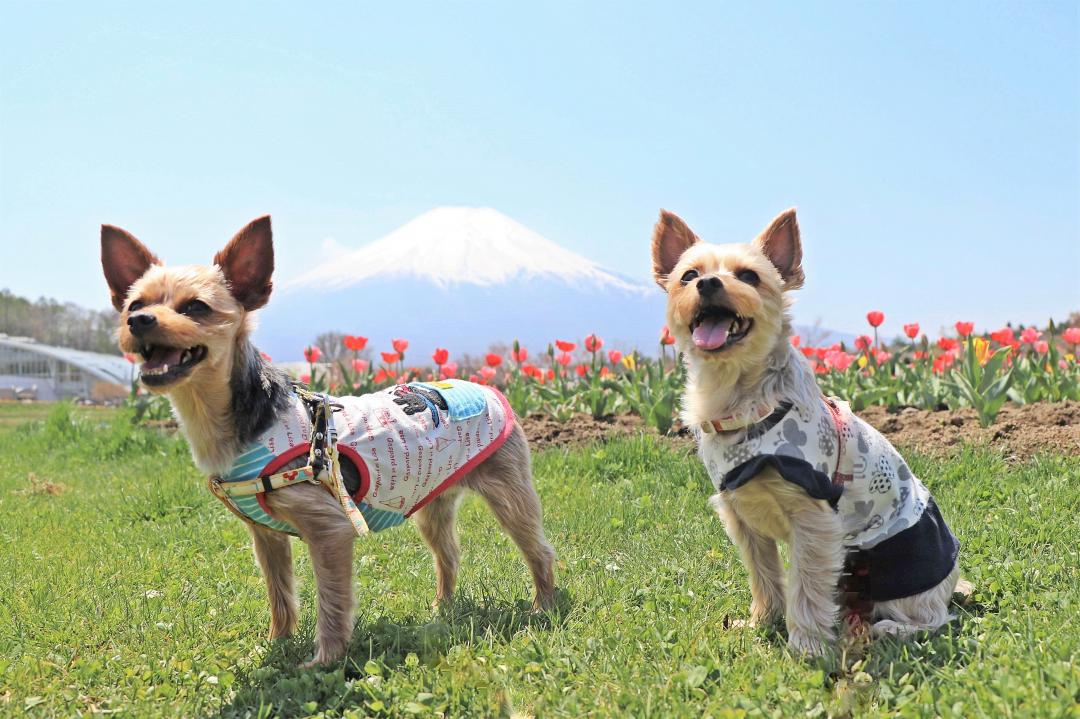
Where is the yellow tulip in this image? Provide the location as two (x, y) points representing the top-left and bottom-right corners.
(621, 354), (637, 371)
(973, 337), (992, 366)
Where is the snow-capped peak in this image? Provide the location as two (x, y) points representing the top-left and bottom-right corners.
(282, 207), (648, 293)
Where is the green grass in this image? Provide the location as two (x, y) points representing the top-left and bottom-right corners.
(0, 405), (1077, 718)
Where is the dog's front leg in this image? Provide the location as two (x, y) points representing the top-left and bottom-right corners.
(267, 484), (357, 666)
(710, 494), (785, 626)
(785, 502), (844, 657)
(250, 524), (297, 640)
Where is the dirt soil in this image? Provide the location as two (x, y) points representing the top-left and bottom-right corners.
(520, 401), (1080, 460)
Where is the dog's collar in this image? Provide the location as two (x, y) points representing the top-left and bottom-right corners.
(700, 404), (776, 434)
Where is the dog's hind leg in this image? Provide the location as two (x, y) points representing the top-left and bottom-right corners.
(250, 523), (298, 640)
(413, 487), (466, 607)
(710, 494), (785, 627)
(871, 562), (961, 637)
(785, 500), (844, 657)
(463, 424), (557, 610)
(267, 482), (357, 666)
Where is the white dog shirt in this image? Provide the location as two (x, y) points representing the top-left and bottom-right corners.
(216, 380), (515, 536)
(699, 395), (958, 601)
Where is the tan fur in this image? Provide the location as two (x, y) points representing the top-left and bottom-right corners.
(101, 217), (557, 666)
(657, 208), (963, 657)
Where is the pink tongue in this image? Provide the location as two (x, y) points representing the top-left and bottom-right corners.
(142, 347), (184, 371)
(692, 318), (733, 350)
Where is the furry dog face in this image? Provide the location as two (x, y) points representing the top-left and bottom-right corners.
(100, 217), (274, 393)
(651, 209), (804, 373)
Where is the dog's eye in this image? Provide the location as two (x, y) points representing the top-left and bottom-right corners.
(680, 269), (700, 284)
(127, 300), (145, 313)
(180, 299), (211, 316)
(735, 269), (760, 286)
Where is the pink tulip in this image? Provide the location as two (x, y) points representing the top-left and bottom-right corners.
(352, 358), (369, 373)
(1034, 340), (1049, 354)
(866, 311), (884, 328)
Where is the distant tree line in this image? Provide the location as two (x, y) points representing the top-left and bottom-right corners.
(0, 289), (119, 354)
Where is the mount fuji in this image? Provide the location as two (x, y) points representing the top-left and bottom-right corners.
(253, 207), (666, 360)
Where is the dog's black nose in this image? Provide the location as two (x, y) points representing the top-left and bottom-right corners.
(127, 312), (157, 335)
(697, 276), (723, 296)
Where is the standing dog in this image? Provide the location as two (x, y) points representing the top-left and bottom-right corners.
(652, 208), (964, 656)
(101, 216), (556, 665)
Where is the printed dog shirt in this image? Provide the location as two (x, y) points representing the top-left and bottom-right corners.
(216, 380), (515, 536)
(699, 396), (959, 601)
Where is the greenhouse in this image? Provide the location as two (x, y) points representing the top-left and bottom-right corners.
(0, 335), (133, 401)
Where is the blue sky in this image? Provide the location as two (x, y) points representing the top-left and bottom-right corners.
(1, 1), (1077, 339)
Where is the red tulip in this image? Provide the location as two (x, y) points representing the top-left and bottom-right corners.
(937, 337), (959, 352)
(903, 323), (920, 339)
(660, 326), (676, 345)
(608, 350), (623, 364)
(575, 364), (588, 377)
(1062, 327), (1080, 345)
(468, 373), (479, 383)
(1020, 327), (1041, 344)
(432, 348), (449, 365)
(990, 328), (1014, 346)
(545, 368), (555, 381)
(392, 338), (409, 354)
(485, 353), (503, 367)
(866, 311), (884, 328)
(825, 350), (854, 372)
(343, 335), (368, 351)
(438, 361), (457, 379)
(556, 352), (572, 367)
(584, 334), (603, 352)
(381, 351), (400, 364)
(874, 349), (891, 364)
(1034, 340), (1049, 354)
(854, 335), (872, 352)
(955, 321), (974, 337)
(555, 340), (577, 353)
(800, 346), (815, 358)
(790, 335), (801, 347)
(511, 347), (528, 363)
(303, 346), (322, 363)
(352, 358), (369, 374)
(300, 373), (311, 384)
(373, 368), (388, 383)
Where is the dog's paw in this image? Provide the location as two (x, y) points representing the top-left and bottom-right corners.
(787, 626), (833, 658)
(302, 643), (347, 669)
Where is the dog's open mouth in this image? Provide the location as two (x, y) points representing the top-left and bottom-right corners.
(138, 344), (207, 386)
(690, 306), (753, 352)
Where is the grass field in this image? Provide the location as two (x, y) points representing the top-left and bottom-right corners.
(0, 403), (1077, 718)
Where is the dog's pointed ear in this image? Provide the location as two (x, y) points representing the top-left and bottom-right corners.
(214, 215), (274, 311)
(651, 210), (700, 290)
(754, 208), (804, 290)
(101, 225), (160, 311)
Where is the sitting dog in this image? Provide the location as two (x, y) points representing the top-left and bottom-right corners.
(100, 216), (556, 665)
(651, 208), (965, 656)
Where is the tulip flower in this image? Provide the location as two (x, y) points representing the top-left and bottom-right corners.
(937, 337), (959, 352)
(485, 353), (503, 368)
(556, 352), (572, 366)
(1034, 340), (1049, 354)
(432, 348), (449, 366)
(608, 350), (623, 365)
(343, 335), (368, 351)
(854, 335), (872, 352)
(303, 346), (322, 363)
(1020, 327), (1041, 344)
(600, 366), (610, 377)
(990, 328), (1014, 346)
(440, 362), (458, 379)
(545, 369), (555, 381)
(660, 326), (676, 345)
(575, 364), (588, 377)
(392, 338), (409, 354)
(790, 335), (801, 347)
(260, 352), (273, 362)
(511, 346), (528, 363)
(479, 366), (497, 382)
(800, 347), (815, 358)
(955, 322), (974, 338)
(1063, 327), (1080, 345)
(555, 340), (577, 353)
(972, 337), (992, 366)
(903, 323), (920, 339)
(621, 354), (637, 371)
(381, 351), (400, 364)
(352, 359), (369, 374)
(373, 368), (388, 383)
(875, 349), (891, 364)
(584, 334), (603, 352)
(866, 311), (884, 328)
